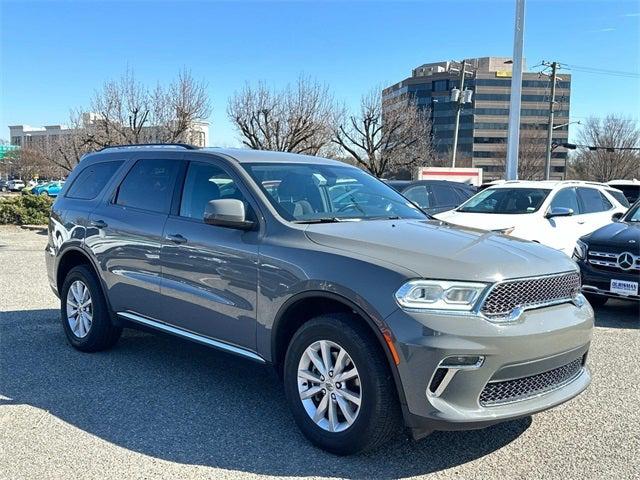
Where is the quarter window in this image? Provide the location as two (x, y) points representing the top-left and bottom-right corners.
(577, 188), (612, 213)
(66, 161), (123, 200)
(115, 159), (180, 213)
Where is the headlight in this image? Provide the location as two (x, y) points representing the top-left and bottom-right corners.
(573, 239), (588, 260)
(491, 226), (515, 235)
(395, 280), (488, 311)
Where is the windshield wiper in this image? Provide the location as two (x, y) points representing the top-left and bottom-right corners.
(292, 217), (345, 224)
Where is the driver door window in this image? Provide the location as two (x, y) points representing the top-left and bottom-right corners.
(179, 161), (252, 221)
(549, 188), (580, 214)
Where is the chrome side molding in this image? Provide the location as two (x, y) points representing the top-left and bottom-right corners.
(117, 311), (266, 363)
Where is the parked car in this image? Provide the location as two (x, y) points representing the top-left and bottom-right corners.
(0, 179), (8, 192)
(33, 181), (64, 197)
(573, 199), (640, 306)
(607, 179), (639, 204)
(386, 180), (476, 214)
(47, 145), (593, 455)
(6, 179), (26, 191)
(22, 180), (47, 195)
(436, 180), (628, 255)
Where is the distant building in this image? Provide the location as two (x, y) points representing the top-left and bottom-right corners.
(9, 113), (210, 148)
(383, 57), (571, 180)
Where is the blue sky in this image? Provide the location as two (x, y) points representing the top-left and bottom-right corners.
(1, 0), (638, 145)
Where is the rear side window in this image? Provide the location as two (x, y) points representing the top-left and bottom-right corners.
(431, 184), (459, 206)
(606, 189), (630, 208)
(115, 159), (180, 213)
(66, 161), (123, 200)
(577, 187), (612, 213)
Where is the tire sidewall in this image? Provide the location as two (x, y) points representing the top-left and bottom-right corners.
(60, 265), (109, 349)
(283, 317), (389, 454)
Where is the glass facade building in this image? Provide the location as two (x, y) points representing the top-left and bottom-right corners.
(382, 57), (571, 180)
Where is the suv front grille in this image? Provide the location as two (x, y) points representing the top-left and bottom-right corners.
(479, 356), (584, 406)
(480, 272), (581, 319)
(588, 250), (640, 273)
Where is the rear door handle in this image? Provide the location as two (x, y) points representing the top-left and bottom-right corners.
(166, 234), (187, 244)
(90, 220), (107, 228)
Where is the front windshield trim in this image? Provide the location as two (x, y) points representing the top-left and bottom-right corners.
(457, 187), (552, 215)
(241, 162), (428, 223)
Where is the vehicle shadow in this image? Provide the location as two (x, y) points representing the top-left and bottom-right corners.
(593, 300), (640, 329)
(0, 308), (531, 479)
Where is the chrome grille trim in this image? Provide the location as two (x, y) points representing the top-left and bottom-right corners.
(588, 250), (640, 271)
(479, 271), (581, 320)
(479, 356), (584, 406)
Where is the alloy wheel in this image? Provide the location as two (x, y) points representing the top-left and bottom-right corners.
(66, 280), (93, 338)
(297, 340), (362, 432)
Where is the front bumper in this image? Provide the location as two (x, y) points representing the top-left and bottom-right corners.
(386, 300), (593, 434)
(577, 258), (640, 301)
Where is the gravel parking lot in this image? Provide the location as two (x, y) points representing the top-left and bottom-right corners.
(1, 225), (638, 480)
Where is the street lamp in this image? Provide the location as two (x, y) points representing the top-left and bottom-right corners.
(450, 60), (474, 168)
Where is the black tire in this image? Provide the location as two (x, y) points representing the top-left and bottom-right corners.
(60, 265), (122, 352)
(585, 293), (608, 308)
(283, 313), (401, 455)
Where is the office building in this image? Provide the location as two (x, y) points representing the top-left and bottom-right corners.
(383, 57), (571, 180)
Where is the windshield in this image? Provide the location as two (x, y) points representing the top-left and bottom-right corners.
(243, 163), (427, 222)
(457, 187), (551, 214)
(624, 201), (640, 222)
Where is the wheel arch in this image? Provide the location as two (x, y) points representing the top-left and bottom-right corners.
(56, 247), (117, 322)
(271, 291), (407, 406)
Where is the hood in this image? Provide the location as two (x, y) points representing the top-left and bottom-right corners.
(435, 210), (529, 230)
(583, 221), (640, 253)
(304, 219), (576, 283)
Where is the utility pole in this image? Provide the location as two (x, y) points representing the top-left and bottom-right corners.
(505, 0), (526, 180)
(543, 61), (558, 180)
(451, 59), (467, 168)
(450, 60), (473, 167)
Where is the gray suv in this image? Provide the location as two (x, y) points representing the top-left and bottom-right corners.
(46, 145), (593, 455)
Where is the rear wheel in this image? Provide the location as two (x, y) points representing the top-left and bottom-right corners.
(60, 265), (122, 352)
(585, 293), (608, 307)
(283, 314), (401, 455)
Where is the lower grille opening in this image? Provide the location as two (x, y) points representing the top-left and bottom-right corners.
(479, 355), (585, 406)
(429, 367), (448, 394)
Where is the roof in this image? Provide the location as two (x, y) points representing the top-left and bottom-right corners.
(83, 145), (347, 167)
(204, 148), (345, 166)
(488, 180), (609, 190)
(607, 179), (640, 185)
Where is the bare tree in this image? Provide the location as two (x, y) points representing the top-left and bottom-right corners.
(332, 90), (436, 178)
(86, 68), (210, 148)
(569, 115), (640, 181)
(227, 76), (335, 155)
(28, 69), (211, 174)
(496, 126), (548, 180)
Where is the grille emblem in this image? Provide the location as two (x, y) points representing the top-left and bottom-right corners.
(617, 252), (635, 270)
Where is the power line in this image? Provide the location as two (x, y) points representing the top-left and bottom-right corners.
(561, 63), (640, 78)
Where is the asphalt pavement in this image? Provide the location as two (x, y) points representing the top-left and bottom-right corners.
(1, 225), (638, 480)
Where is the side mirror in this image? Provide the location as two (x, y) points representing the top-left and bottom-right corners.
(204, 199), (254, 230)
(612, 212), (624, 222)
(545, 207), (574, 219)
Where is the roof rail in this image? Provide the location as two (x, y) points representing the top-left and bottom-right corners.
(98, 143), (199, 151)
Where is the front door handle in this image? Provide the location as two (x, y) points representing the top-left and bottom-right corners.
(166, 234), (187, 244)
(90, 220), (108, 229)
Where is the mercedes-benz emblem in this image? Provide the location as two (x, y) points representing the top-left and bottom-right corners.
(617, 252), (635, 270)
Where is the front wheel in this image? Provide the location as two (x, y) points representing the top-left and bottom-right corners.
(283, 314), (401, 455)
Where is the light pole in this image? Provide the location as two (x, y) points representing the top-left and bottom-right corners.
(505, 0), (526, 180)
(450, 60), (474, 168)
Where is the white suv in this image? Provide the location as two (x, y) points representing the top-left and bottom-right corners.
(435, 181), (628, 255)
